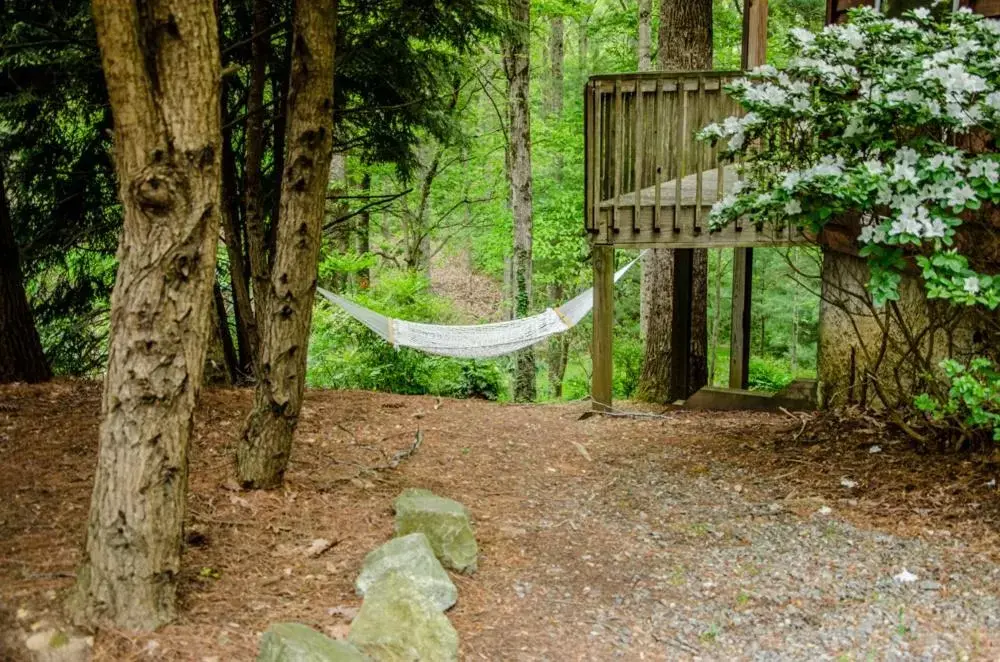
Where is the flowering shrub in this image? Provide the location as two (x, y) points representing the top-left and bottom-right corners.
(699, 3), (1000, 309)
(915, 358), (1000, 442)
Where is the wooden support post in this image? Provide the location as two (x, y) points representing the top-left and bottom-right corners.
(671, 249), (693, 400)
(592, 245), (614, 412)
(729, 246), (753, 389)
(729, 0), (768, 390)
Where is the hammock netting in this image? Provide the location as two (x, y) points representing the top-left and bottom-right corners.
(316, 256), (640, 359)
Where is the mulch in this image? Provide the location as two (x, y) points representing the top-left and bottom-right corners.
(1, 380), (998, 660)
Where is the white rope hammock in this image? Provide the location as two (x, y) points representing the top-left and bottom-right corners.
(316, 255), (640, 359)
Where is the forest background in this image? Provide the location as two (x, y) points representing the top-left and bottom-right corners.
(0, 0), (827, 403)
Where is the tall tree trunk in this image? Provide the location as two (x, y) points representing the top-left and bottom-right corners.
(546, 14), (568, 399)
(236, 0), (338, 489)
(503, 0), (536, 402)
(221, 107), (259, 381)
(637, 0), (712, 402)
(577, 15), (589, 76)
(0, 161), (51, 384)
(637, 0), (653, 338)
(244, 0), (271, 333)
(69, 0), (222, 630)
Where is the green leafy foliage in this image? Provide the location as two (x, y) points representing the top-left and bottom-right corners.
(915, 358), (1000, 442)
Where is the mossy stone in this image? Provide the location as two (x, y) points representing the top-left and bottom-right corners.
(393, 489), (478, 574)
(257, 623), (370, 662)
(356, 533), (457, 611)
(348, 572), (458, 662)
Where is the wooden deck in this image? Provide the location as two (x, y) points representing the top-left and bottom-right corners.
(592, 165), (807, 247)
(584, 71), (805, 249)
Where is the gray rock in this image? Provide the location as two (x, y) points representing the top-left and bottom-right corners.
(257, 623), (370, 662)
(357, 533), (457, 611)
(393, 489), (478, 573)
(348, 572), (458, 662)
(24, 629), (92, 662)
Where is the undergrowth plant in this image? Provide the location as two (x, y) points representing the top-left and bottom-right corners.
(700, 3), (1000, 442)
(308, 270), (506, 400)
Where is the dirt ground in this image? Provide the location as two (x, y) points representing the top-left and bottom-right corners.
(2, 380), (1000, 660)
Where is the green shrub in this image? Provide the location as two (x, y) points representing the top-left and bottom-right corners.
(915, 359), (1000, 443)
(613, 336), (643, 399)
(747, 355), (794, 393)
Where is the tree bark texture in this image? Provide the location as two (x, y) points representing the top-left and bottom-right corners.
(0, 161), (51, 384)
(244, 0), (272, 337)
(237, 0), (338, 489)
(638, 0), (712, 402)
(637, 0), (653, 71)
(636, 248), (674, 401)
(503, 0), (536, 402)
(70, 0), (222, 631)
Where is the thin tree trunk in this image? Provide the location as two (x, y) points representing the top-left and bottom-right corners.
(213, 279), (238, 385)
(503, 0), (536, 402)
(577, 15), (589, 76)
(221, 111), (259, 381)
(244, 0), (271, 332)
(237, 0), (338, 489)
(0, 160), (50, 384)
(546, 14), (567, 398)
(638, 0), (712, 402)
(547, 283), (569, 398)
(69, 0), (222, 630)
(357, 172), (371, 287)
(637, 0), (652, 71)
(327, 149), (349, 291)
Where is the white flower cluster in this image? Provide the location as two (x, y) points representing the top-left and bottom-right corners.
(700, 7), (1000, 308)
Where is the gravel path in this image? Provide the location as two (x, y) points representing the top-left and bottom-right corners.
(464, 413), (1000, 661)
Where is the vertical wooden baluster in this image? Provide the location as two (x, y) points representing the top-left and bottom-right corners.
(632, 78), (644, 234)
(694, 75), (705, 233)
(612, 78), (623, 234)
(653, 78), (663, 233)
(715, 79), (725, 235)
(674, 77), (687, 233)
(593, 82), (604, 240)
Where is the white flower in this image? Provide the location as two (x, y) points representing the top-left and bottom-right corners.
(785, 199), (802, 215)
(790, 27), (815, 45)
(964, 276), (981, 294)
(782, 171), (803, 191)
(863, 159), (885, 175)
(969, 159), (1000, 184)
(895, 148), (920, 167)
(985, 92), (1000, 111)
(924, 217), (947, 239)
(912, 7), (930, 19)
(945, 184), (976, 208)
